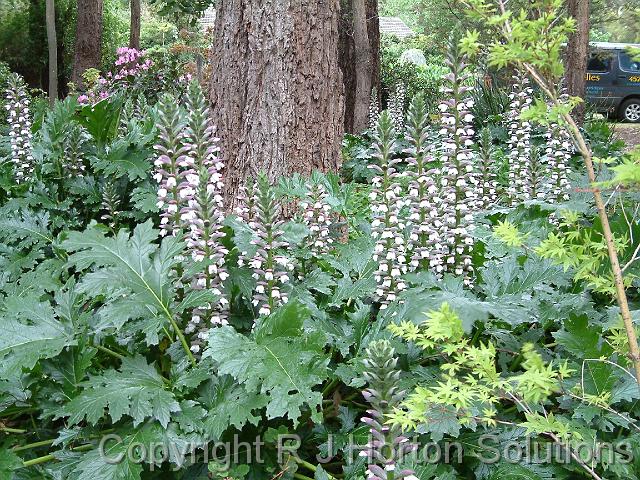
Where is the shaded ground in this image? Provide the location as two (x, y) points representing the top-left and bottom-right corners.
(613, 123), (640, 152)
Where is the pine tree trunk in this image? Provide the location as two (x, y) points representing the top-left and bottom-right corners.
(340, 0), (380, 133)
(45, 0), (58, 106)
(129, 0), (141, 50)
(72, 0), (103, 86)
(566, 0), (589, 125)
(352, 0), (373, 133)
(209, 0), (345, 204)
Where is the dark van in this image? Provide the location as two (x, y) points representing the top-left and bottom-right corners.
(586, 42), (640, 122)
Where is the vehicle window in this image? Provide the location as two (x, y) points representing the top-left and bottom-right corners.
(587, 52), (612, 73)
(619, 51), (640, 73)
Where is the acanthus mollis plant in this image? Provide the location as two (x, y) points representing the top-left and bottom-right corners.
(475, 127), (498, 209)
(300, 182), (334, 257)
(438, 43), (477, 284)
(369, 87), (381, 131)
(370, 111), (408, 309)
(404, 95), (445, 274)
(180, 82), (230, 352)
(506, 72), (534, 202)
(100, 180), (122, 230)
(62, 124), (89, 176)
(242, 173), (294, 317)
(5, 73), (35, 184)
(154, 93), (190, 237)
(235, 177), (256, 225)
(526, 144), (549, 201)
(388, 82), (407, 131)
(361, 341), (417, 480)
(544, 116), (573, 203)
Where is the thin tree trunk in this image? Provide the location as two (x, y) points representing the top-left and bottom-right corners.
(72, 0), (104, 86)
(209, 0), (345, 205)
(129, 0), (141, 50)
(566, 0), (589, 124)
(45, 0), (58, 106)
(339, 0), (380, 133)
(352, 0), (373, 132)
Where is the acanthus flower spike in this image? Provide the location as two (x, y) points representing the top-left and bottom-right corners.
(244, 173), (294, 318)
(361, 341), (417, 480)
(369, 111), (408, 309)
(5, 73), (35, 184)
(153, 94), (190, 237)
(404, 95), (445, 274)
(180, 82), (230, 353)
(438, 42), (477, 285)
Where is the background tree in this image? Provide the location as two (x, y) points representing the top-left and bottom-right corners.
(209, 0), (345, 202)
(340, 0), (380, 133)
(72, 0), (104, 86)
(45, 0), (57, 105)
(565, 0), (590, 124)
(130, 0), (141, 49)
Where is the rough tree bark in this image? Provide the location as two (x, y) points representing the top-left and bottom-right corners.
(45, 0), (58, 106)
(340, 0), (380, 133)
(209, 0), (345, 203)
(129, 0), (141, 50)
(352, 0), (373, 132)
(72, 0), (104, 86)
(565, 0), (589, 125)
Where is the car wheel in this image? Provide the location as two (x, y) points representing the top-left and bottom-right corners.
(620, 98), (640, 123)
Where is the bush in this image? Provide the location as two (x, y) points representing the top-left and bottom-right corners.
(380, 33), (447, 114)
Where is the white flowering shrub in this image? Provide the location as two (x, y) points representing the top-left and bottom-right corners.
(4, 73), (34, 184)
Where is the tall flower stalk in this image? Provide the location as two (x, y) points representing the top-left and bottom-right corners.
(506, 72), (534, 202)
(361, 341), (416, 480)
(300, 182), (334, 257)
(438, 44), (477, 284)
(243, 174), (293, 317)
(5, 73), (35, 184)
(404, 96), (444, 274)
(476, 127), (498, 209)
(388, 82), (407, 131)
(154, 94), (189, 237)
(369, 87), (381, 131)
(370, 112), (408, 309)
(544, 117), (572, 202)
(180, 83), (229, 353)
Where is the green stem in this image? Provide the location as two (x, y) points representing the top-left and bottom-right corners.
(22, 444), (93, 468)
(293, 474), (314, 480)
(291, 457), (337, 480)
(94, 344), (125, 360)
(322, 378), (339, 397)
(0, 427), (27, 434)
(167, 313), (196, 367)
(13, 439), (54, 452)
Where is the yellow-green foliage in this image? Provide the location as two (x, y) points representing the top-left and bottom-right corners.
(388, 303), (573, 436)
(535, 213), (634, 296)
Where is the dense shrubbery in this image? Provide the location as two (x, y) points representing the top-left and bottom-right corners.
(380, 34), (447, 116)
(3, 4), (640, 479)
